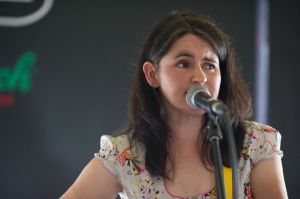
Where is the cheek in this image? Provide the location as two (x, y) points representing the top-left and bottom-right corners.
(216, 75), (221, 91)
(159, 75), (179, 94)
(211, 73), (222, 98)
(158, 72), (186, 97)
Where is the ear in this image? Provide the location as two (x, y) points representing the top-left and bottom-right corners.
(142, 61), (160, 88)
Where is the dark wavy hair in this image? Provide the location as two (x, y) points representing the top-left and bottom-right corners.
(122, 11), (252, 178)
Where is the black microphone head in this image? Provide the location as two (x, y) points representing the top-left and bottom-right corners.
(186, 85), (211, 110)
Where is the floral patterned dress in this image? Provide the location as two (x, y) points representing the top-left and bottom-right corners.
(95, 121), (283, 199)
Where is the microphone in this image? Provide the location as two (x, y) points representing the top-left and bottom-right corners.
(186, 85), (227, 115)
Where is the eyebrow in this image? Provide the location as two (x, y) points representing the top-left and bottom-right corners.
(175, 51), (218, 64)
(175, 52), (194, 59)
(203, 57), (218, 64)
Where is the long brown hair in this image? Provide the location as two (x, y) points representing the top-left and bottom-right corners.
(122, 11), (252, 178)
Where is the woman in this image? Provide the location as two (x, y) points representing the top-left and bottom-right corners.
(61, 11), (288, 199)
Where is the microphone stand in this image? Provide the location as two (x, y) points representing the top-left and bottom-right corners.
(206, 113), (226, 199)
(206, 106), (239, 199)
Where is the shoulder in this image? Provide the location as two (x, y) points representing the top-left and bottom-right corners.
(242, 120), (282, 143)
(95, 133), (146, 173)
(96, 134), (158, 197)
(241, 121), (283, 165)
(94, 134), (131, 175)
(100, 134), (130, 153)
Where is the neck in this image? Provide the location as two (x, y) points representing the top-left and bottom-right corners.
(166, 114), (206, 160)
(167, 114), (206, 141)
(166, 115), (209, 180)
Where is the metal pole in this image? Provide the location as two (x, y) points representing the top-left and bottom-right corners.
(255, 0), (270, 123)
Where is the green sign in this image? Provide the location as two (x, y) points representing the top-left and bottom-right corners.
(0, 51), (37, 93)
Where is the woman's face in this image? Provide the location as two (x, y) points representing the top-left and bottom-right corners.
(154, 34), (221, 117)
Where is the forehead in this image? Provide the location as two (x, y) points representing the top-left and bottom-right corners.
(167, 34), (219, 61)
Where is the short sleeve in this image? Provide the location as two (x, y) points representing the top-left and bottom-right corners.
(94, 135), (129, 176)
(249, 125), (284, 165)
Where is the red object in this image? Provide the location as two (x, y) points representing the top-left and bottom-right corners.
(0, 94), (15, 107)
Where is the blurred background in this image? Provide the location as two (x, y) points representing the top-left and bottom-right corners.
(0, 0), (299, 198)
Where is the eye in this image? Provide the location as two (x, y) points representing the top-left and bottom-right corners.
(202, 63), (217, 71)
(176, 61), (190, 68)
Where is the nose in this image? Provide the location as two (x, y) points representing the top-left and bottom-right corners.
(192, 66), (207, 84)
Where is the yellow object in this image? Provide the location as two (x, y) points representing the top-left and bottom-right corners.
(223, 166), (232, 199)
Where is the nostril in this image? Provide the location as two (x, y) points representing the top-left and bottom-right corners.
(192, 75), (207, 84)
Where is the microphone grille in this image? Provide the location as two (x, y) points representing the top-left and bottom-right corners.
(186, 85), (210, 109)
